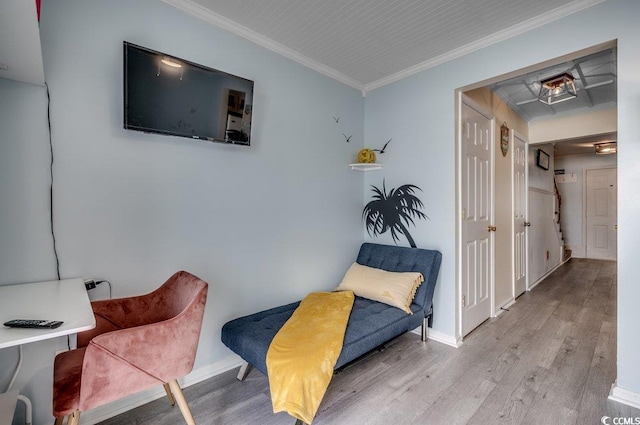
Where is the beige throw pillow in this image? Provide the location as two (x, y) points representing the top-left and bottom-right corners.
(335, 262), (424, 314)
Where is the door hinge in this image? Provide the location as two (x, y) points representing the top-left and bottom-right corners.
(462, 294), (466, 308)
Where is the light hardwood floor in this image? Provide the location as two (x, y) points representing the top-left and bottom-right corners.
(100, 259), (640, 424)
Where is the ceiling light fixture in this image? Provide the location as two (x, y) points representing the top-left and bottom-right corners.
(594, 142), (617, 155)
(538, 72), (577, 105)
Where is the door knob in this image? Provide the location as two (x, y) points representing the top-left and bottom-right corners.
(487, 225), (497, 232)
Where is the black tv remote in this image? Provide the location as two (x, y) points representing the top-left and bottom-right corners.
(3, 319), (64, 329)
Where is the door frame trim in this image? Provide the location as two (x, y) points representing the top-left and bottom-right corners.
(511, 129), (529, 297)
(455, 92), (496, 342)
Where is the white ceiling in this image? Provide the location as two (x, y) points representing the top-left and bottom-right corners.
(167, 0), (606, 93)
(0, 0), (44, 86)
(552, 132), (617, 156)
(167, 0), (617, 157)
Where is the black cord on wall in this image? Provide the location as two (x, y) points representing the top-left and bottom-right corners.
(46, 83), (61, 280)
(96, 280), (113, 299)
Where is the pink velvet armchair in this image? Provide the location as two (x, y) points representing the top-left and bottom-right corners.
(52, 271), (208, 425)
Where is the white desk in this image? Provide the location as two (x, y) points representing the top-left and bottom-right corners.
(0, 278), (96, 425)
(0, 278), (96, 349)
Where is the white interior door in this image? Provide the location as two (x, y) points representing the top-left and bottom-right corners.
(512, 131), (528, 297)
(460, 95), (494, 337)
(586, 168), (617, 260)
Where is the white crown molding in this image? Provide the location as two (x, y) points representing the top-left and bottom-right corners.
(162, 0), (364, 93)
(363, 0), (607, 94)
(163, 0), (606, 97)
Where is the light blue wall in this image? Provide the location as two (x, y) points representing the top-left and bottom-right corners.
(364, 73), (455, 334)
(0, 79), (69, 425)
(0, 80), (55, 285)
(40, 0), (365, 345)
(1, 0), (364, 423)
(364, 0), (640, 395)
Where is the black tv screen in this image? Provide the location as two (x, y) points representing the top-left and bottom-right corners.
(123, 42), (253, 145)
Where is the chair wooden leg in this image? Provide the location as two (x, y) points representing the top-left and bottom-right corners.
(68, 410), (80, 425)
(54, 417), (64, 425)
(168, 379), (195, 425)
(163, 382), (176, 406)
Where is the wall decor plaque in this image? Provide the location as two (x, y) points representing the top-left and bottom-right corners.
(500, 123), (509, 157)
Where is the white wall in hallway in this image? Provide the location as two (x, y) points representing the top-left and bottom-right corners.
(527, 144), (562, 285)
(529, 107), (616, 144)
(555, 153), (618, 258)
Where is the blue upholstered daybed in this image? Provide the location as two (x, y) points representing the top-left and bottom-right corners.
(221, 243), (442, 378)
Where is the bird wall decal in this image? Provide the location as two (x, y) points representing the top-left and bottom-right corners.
(342, 133), (352, 143)
(333, 116), (341, 123)
(373, 139), (391, 154)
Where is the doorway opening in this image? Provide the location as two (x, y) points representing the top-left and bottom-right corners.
(456, 40), (617, 341)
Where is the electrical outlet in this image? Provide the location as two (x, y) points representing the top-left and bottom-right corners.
(83, 278), (96, 290)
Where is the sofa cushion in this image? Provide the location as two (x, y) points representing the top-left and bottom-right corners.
(356, 243), (441, 313)
(336, 262), (423, 314)
(221, 297), (422, 375)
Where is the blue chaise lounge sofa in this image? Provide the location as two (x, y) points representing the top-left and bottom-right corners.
(221, 242), (442, 378)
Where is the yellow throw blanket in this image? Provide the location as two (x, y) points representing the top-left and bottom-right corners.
(266, 291), (354, 424)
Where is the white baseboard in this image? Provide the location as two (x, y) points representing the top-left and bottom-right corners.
(609, 382), (640, 409)
(495, 298), (516, 317)
(528, 258), (568, 291)
(566, 244), (585, 258)
(411, 327), (461, 348)
(76, 354), (244, 425)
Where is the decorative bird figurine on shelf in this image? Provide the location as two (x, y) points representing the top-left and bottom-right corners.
(373, 139), (391, 154)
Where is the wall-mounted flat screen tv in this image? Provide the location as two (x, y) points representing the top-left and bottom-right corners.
(124, 42), (254, 146)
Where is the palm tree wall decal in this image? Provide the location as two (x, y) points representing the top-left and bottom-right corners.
(363, 180), (428, 248)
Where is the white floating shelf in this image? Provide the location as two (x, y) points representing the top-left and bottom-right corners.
(349, 163), (384, 171)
